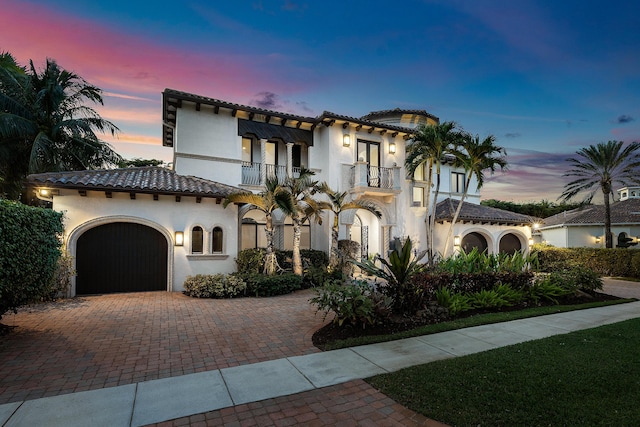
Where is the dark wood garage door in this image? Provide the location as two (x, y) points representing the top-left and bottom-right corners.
(76, 222), (168, 295)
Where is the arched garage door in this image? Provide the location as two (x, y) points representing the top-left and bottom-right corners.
(461, 232), (488, 254)
(76, 222), (168, 294)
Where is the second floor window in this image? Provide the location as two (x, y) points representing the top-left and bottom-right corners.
(452, 172), (465, 194)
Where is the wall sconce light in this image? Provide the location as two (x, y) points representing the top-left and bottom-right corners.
(454, 235), (461, 246)
(175, 231), (184, 246)
(595, 236), (601, 244)
(528, 237), (534, 246)
(389, 142), (396, 154)
(343, 134), (351, 147)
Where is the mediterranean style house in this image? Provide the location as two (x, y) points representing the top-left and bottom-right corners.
(26, 89), (535, 296)
(537, 186), (640, 248)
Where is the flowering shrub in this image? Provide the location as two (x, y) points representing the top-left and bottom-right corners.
(183, 274), (247, 298)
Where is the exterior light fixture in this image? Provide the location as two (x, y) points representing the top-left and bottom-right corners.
(595, 236), (601, 244)
(454, 235), (461, 246)
(528, 237), (534, 246)
(175, 231), (184, 246)
(343, 134), (351, 147)
(389, 142), (396, 154)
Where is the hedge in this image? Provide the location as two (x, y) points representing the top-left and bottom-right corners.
(534, 245), (640, 278)
(0, 200), (63, 319)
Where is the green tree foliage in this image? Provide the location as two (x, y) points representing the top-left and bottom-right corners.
(560, 140), (640, 248)
(223, 177), (294, 275)
(405, 122), (463, 265)
(117, 158), (165, 168)
(444, 133), (507, 253)
(0, 199), (63, 320)
(0, 52), (122, 199)
(480, 199), (587, 218)
(316, 182), (381, 271)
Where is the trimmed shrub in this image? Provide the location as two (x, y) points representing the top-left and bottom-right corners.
(0, 199), (63, 319)
(534, 245), (640, 278)
(243, 273), (303, 297)
(235, 248), (265, 275)
(183, 273), (247, 298)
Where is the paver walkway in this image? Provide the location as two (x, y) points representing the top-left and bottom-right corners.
(0, 290), (323, 404)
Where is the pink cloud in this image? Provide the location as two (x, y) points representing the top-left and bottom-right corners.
(0, 2), (308, 105)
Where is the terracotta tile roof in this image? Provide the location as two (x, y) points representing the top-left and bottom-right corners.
(26, 167), (243, 198)
(541, 199), (640, 227)
(162, 89), (430, 147)
(360, 108), (439, 123)
(435, 198), (535, 225)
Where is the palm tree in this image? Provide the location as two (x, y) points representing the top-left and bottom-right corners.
(316, 182), (381, 271)
(560, 140), (640, 248)
(223, 177), (295, 275)
(405, 121), (462, 264)
(444, 133), (507, 254)
(0, 54), (121, 199)
(282, 167), (328, 276)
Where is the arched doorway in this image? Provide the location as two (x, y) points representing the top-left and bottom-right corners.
(76, 222), (168, 294)
(461, 232), (488, 254)
(499, 233), (522, 254)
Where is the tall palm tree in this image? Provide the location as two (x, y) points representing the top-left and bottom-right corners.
(282, 167), (327, 276)
(0, 54), (121, 199)
(316, 182), (381, 271)
(223, 177), (295, 275)
(560, 140), (640, 248)
(405, 121), (462, 264)
(444, 133), (507, 254)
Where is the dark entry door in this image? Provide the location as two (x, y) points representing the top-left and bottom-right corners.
(76, 222), (168, 295)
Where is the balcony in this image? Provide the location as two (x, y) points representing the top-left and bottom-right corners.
(241, 162), (302, 186)
(348, 161), (402, 197)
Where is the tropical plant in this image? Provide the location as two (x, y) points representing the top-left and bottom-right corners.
(316, 182), (381, 271)
(405, 121), (462, 264)
(310, 280), (391, 328)
(0, 53), (122, 199)
(223, 177), (294, 275)
(444, 133), (507, 254)
(351, 236), (427, 313)
(560, 140), (640, 248)
(282, 167), (328, 275)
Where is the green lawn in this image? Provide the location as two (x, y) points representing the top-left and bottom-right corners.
(367, 317), (640, 427)
(321, 299), (634, 351)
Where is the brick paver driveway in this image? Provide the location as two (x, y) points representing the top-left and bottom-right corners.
(0, 290), (326, 404)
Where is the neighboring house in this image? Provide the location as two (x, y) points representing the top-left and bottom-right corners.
(537, 186), (640, 248)
(26, 88), (535, 296)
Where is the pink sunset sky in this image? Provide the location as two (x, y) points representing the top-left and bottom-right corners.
(3, 0), (639, 202)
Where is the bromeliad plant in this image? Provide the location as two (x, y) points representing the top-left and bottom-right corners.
(351, 236), (427, 313)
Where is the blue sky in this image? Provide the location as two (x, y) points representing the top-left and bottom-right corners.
(2, 0), (639, 201)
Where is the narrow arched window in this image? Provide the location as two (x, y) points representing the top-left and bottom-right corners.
(212, 226), (223, 253)
(192, 226), (203, 254)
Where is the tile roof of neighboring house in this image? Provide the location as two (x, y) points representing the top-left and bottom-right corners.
(26, 167), (243, 198)
(435, 198), (536, 225)
(541, 199), (640, 227)
(360, 108), (440, 123)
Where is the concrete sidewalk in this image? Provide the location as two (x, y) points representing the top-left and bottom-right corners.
(2, 300), (639, 427)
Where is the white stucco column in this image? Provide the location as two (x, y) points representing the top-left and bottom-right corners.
(286, 142), (293, 178)
(260, 138), (267, 185)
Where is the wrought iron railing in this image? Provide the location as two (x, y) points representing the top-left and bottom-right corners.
(367, 166), (394, 188)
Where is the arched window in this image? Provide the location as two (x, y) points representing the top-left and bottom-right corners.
(191, 226), (203, 254)
(212, 226), (223, 253)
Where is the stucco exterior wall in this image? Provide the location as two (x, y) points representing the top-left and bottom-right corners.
(54, 189), (239, 296)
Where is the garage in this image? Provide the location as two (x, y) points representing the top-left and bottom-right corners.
(76, 222), (168, 295)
